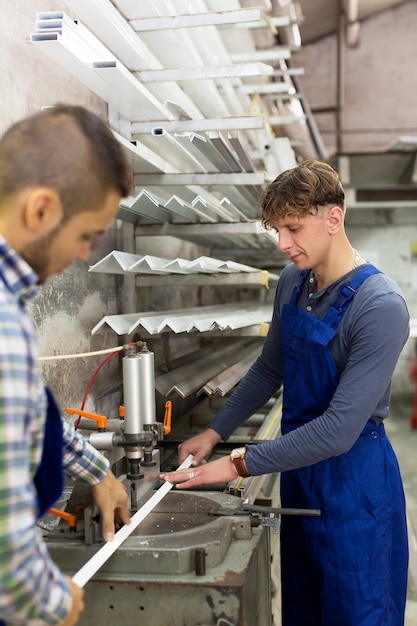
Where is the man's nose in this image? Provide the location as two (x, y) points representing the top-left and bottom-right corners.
(277, 231), (290, 252)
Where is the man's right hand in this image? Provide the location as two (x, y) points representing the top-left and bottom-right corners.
(178, 428), (221, 466)
(59, 578), (84, 626)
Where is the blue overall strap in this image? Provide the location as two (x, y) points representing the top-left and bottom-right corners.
(323, 264), (381, 330)
(289, 269), (310, 306)
(33, 387), (64, 519)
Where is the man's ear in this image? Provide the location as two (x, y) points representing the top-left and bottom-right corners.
(23, 187), (63, 236)
(326, 205), (344, 234)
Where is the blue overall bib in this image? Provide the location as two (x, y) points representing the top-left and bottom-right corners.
(0, 388), (64, 626)
(280, 265), (408, 626)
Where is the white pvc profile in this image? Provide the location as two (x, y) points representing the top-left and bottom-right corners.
(72, 455), (193, 588)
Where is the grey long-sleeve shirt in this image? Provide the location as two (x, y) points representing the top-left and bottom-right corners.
(209, 263), (410, 476)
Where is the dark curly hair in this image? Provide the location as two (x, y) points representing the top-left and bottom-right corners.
(260, 159), (345, 229)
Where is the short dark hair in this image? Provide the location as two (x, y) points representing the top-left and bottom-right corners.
(260, 159), (345, 229)
(0, 104), (132, 222)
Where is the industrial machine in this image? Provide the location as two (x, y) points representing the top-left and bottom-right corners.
(41, 342), (314, 626)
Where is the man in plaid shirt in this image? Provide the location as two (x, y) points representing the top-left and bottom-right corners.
(0, 105), (132, 625)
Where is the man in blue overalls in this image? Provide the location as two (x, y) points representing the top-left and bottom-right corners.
(162, 159), (410, 625)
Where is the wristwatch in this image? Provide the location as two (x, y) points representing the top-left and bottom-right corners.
(230, 446), (251, 478)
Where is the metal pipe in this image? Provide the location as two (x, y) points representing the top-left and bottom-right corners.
(336, 0), (346, 154)
(138, 348), (156, 426)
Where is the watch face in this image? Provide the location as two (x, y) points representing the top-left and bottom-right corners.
(231, 446), (246, 459)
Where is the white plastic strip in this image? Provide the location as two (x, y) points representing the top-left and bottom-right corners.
(72, 454), (193, 587)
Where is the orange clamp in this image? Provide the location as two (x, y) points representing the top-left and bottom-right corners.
(48, 507), (78, 530)
(65, 408), (107, 430)
(163, 400), (172, 435)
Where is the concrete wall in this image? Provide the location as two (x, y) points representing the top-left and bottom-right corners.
(294, 0), (417, 154)
(346, 208), (417, 399)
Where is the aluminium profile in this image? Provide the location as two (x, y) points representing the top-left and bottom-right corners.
(268, 114), (306, 126)
(206, 132), (243, 173)
(227, 131), (256, 173)
(197, 346), (261, 397)
(92, 303), (272, 337)
(176, 132), (242, 174)
(112, 131), (177, 176)
(235, 82), (296, 95)
(63, 0), (204, 119)
(221, 16), (292, 30)
(119, 191), (174, 224)
(63, 0), (161, 70)
(134, 63), (274, 83)
(133, 173), (265, 186)
(229, 49), (291, 63)
(130, 116), (265, 135)
(191, 196), (233, 224)
(133, 271), (275, 288)
(163, 195), (215, 224)
(172, 133), (225, 174)
(89, 250), (259, 276)
(220, 197), (251, 222)
(31, 26), (173, 122)
(145, 128), (206, 173)
(92, 61), (175, 122)
(155, 340), (250, 399)
(129, 8), (262, 32)
(88, 251), (144, 275)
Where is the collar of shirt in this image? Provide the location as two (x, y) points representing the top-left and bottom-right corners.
(0, 233), (39, 304)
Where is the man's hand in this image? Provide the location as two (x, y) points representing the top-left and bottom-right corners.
(58, 578), (84, 626)
(91, 470), (131, 541)
(178, 427), (221, 466)
(161, 455), (239, 489)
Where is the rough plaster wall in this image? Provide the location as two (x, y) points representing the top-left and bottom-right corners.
(0, 0), (122, 415)
(294, 0), (417, 155)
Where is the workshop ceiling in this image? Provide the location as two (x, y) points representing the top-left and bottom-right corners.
(296, 0), (409, 43)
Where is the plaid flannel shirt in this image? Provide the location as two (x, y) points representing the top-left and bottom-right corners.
(0, 235), (109, 624)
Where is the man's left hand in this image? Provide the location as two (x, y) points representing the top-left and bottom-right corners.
(92, 470), (131, 541)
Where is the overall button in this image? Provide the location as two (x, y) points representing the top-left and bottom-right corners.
(306, 305), (312, 312)
(370, 430), (378, 440)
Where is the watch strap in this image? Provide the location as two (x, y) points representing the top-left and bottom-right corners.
(232, 455), (250, 478)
